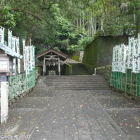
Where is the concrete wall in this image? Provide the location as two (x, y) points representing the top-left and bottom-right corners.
(82, 36), (128, 68)
(79, 51), (84, 62)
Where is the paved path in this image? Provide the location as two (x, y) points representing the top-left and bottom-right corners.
(0, 76), (140, 140)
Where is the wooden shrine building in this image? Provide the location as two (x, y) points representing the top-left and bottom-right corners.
(36, 49), (67, 75)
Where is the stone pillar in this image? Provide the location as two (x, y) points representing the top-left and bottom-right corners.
(1, 74), (8, 123)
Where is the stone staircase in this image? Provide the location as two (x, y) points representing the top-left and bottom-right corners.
(70, 63), (92, 75)
(45, 75), (110, 90)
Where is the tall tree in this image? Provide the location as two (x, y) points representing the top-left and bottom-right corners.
(0, 0), (139, 53)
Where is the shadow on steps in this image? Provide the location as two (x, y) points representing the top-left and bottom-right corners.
(63, 63), (93, 75)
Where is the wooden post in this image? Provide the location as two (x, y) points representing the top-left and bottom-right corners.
(23, 40), (26, 71)
(43, 57), (45, 76)
(44, 60), (46, 75)
(58, 59), (60, 76)
(43, 57), (46, 76)
(16, 38), (20, 74)
(1, 74), (8, 123)
(12, 37), (16, 74)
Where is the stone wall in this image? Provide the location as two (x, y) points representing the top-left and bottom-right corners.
(63, 64), (72, 75)
(96, 65), (111, 84)
(9, 88), (33, 107)
(83, 63), (94, 74)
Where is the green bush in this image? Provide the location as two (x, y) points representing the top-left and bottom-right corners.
(69, 52), (80, 61)
(35, 66), (41, 75)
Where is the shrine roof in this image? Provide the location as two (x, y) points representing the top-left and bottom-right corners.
(36, 48), (67, 61)
(0, 42), (22, 59)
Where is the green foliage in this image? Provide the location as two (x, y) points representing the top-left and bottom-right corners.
(71, 55), (79, 61)
(69, 52), (80, 61)
(0, 0), (139, 54)
(78, 37), (93, 49)
(35, 66), (42, 75)
(0, 6), (16, 27)
(67, 45), (79, 52)
(91, 0), (140, 36)
(53, 47), (61, 52)
(35, 46), (46, 55)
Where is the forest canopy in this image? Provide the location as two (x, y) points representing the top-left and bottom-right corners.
(0, 0), (140, 54)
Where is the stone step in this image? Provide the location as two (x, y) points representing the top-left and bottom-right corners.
(70, 63), (92, 75)
(45, 79), (107, 82)
(45, 75), (102, 77)
(49, 81), (106, 83)
(55, 85), (109, 87)
(47, 79), (107, 81)
(55, 83), (108, 85)
(46, 85), (109, 87)
(38, 75), (110, 91)
(45, 82), (108, 85)
(54, 78), (105, 80)
(56, 87), (110, 90)
(45, 81), (106, 83)
(45, 79), (106, 81)
(46, 80), (105, 82)
(56, 88), (110, 90)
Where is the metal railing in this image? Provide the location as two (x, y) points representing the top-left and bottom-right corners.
(8, 70), (36, 100)
(110, 34), (140, 96)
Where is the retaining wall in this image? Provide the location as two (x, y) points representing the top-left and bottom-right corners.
(83, 36), (128, 68)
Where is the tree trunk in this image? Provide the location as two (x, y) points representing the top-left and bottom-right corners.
(82, 11), (85, 28)
(26, 25), (35, 46)
(94, 16), (97, 34)
(77, 19), (79, 28)
(80, 12), (82, 28)
(135, 15), (139, 35)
